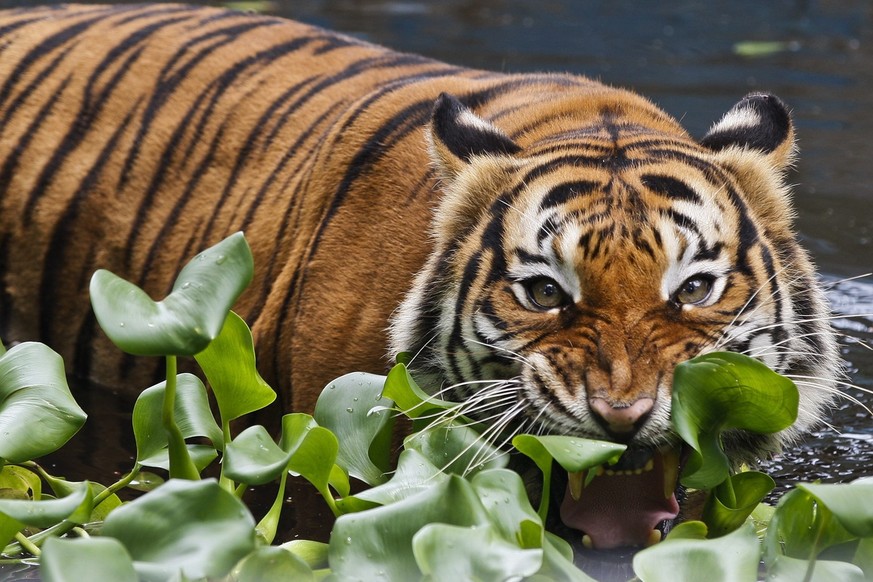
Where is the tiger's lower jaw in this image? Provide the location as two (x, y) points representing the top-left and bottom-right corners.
(558, 446), (683, 550)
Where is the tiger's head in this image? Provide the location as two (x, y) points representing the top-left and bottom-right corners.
(390, 90), (839, 549)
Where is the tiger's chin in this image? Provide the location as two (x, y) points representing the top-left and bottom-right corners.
(555, 445), (684, 550)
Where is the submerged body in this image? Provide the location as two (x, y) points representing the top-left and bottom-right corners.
(0, 4), (839, 548)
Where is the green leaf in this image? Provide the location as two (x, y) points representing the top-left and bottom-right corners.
(665, 520), (710, 540)
(101, 478), (256, 581)
(352, 449), (448, 507)
(230, 545), (315, 582)
(853, 538), (873, 579)
(0, 343), (87, 463)
(469, 469), (542, 548)
(766, 555), (866, 582)
(633, 522), (761, 582)
(672, 352), (798, 489)
(763, 486), (857, 576)
(89, 232), (253, 356)
(194, 311), (275, 423)
(733, 40), (791, 57)
(41, 537), (138, 582)
(314, 372), (394, 485)
(512, 433), (625, 521)
(513, 434), (626, 473)
(286, 426), (340, 499)
(412, 523), (543, 581)
(703, 471), (775, 538)
(0, 481), (92, 547)
(0, 466), (42, 499)
(329, 475), (491, 580)
(132, 374), (223, 470)
(279, 539), (329, 569)
(535, 534), (598, 582)
(382, 363), (454, 418)
(405, 419), (508, 477)
(799, 480), (873, 538)
(223, 425), (290, 485)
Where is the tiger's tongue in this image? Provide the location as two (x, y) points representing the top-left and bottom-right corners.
(559, 464), (679, 550)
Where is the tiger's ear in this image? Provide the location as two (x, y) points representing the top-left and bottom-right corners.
(427, 92), (521, 179)
(701, 93), (795, 171)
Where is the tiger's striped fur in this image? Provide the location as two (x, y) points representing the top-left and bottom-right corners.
(0, 4), (839, 539)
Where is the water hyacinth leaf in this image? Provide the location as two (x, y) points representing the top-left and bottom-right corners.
(101, 479), (256, 581)
(470, 469), (542, 548)
(766, 555), (866, 582)
(329, 475), (491, 580)
(41, 537), (138, 582)
(412, 523), (543, 581)
(0, 481), (92, 547)
(286, 426), (340, 499)
(512, 434), (625, 521)
(799, 480), (873, 537)
(666, 520), (710, 540)
(763, 487), (858, 579)
(513, 434), (626, 473)
(313, 372), (394, 485)
(222, 425), (289, 485)
(230, 545), (315, 582)
(0, 343), (87, 463)
(132, 374), (223, 470)
(43, 477), (122, 521)
(279, 539), (329, 569)
(194, 311), (275, 422)
(0, 466), (42, 499)
(381, 363), (454, 418)
(633, 522), (761, 582)
(672, 352), (798, 489)
(89, 232), (253, 356)
(854, 538), (873, 579)
(703, 471), (776, 538)
(353, 448), (447, 507)
(533, 535), (598, 582)
(405, 419), (508, 477)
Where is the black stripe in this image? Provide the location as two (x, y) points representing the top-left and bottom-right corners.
(0, 73), (72, 197)
(39, 106), (138, 347)
(539, 181), (599, 210)
(640, 174), (703, 204)
(124, 34), (320, 272)
(117, 18), (289, 190)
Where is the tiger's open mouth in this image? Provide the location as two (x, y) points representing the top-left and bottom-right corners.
(558, 446), (683, 550)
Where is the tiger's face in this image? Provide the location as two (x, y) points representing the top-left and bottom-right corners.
(391, 92), (839, 549)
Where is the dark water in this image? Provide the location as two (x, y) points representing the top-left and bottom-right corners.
(1, 0), (871, 578)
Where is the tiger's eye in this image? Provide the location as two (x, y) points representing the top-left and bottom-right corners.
(675, 276), (714, 305)
(526, 278), (567, 309)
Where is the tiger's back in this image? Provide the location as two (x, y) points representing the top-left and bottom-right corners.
(0, 3), (666, 409)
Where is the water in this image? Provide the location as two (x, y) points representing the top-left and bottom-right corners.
(2, 0), (871, 577)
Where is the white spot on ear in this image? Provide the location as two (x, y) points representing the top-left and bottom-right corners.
(457, 108), (497, 133)
(707, 106), (762, 136)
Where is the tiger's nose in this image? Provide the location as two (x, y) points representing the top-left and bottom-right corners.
(588, 397), (655, 440)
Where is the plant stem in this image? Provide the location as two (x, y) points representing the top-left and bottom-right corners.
(92, 464), (143, 506)
(163, 356), (200, 480)
(255, 470), (289, 545)
(802, 505), (828, 582)
(13, 532), (40, 557)
(218, 419), (236, 493)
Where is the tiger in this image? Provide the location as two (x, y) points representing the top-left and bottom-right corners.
(0, 4), (839, 549)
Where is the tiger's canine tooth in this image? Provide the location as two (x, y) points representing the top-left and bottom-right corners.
(646, 529), (663, 547)
(662, 448), (681, 500)
(568, 470), (585, 500)
(582, 534), (593, 549)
